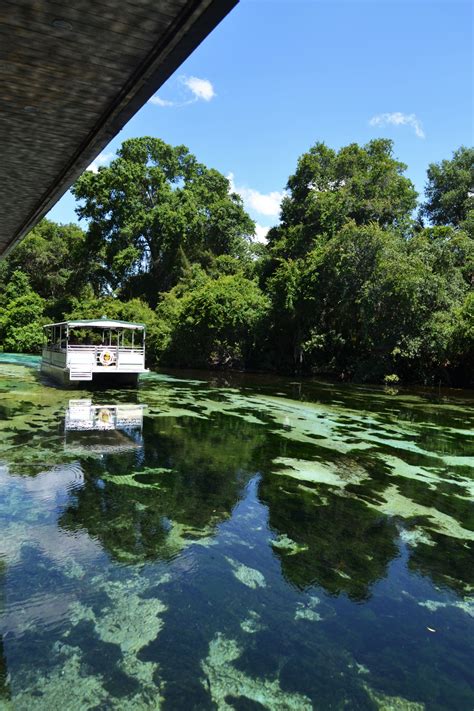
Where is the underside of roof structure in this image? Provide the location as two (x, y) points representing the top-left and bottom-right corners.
(0, 0), (237, 257)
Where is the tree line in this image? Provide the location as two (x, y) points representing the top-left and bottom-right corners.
(0, 137), (472, 387)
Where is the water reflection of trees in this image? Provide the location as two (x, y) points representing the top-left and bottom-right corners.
(348, 464), (474, 596)
(261, 464), (474, 598)
(409, 533), (474, 595)
(59, 414), (267, 562)
(260, 475), (400, 600)
(46, 401), (474, 597)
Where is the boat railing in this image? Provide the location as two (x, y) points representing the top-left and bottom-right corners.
(66, 345), (144, 353)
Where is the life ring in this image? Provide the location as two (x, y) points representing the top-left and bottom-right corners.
(99, 349), (115, 366)
(97, 408), (113, 424)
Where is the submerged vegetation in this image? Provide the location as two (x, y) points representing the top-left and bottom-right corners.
(0, 138), (472, 386)
(0, 359), (473, 708)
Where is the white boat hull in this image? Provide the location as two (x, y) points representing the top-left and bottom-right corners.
(40, 361), (144, 387)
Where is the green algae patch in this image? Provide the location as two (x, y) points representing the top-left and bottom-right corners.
(241, 610), (264, 634)
(11, 646), (111, 711)
(419, 598), (474, 617)
(226, 557), (267, 589)
(364, 684), (425, 710)
(0, 366), (91, 475)
(271, 534), (308, 555)
(272, 456), (368, 489)
(61, 577), (168, 708)
(70, 582), (167, 655)
(384, 454), (474, 501)
(442, 455), (474, 468)
(102, 467), (172, 490)
(398, 528), (435, 548)
(383, 455), (440, 487)
(11, 641), (164, 711)
(369, 485), (474, 541)
(295, 597), (323, 622)
(162, 520), (219, 557)
(201, 633), (313, 710)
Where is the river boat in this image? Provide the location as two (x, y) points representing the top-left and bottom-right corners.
(41, 318), (148, 386)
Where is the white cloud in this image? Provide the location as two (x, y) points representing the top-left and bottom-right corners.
(149, 95), (174, 107)
(253, 224), (270, 243)
(228, 173), (285, 217)
(181, 75), (215, 102)
(369, 112), (425, 139)
(149, 75), (216, 108)
(87, 151), (113, 172)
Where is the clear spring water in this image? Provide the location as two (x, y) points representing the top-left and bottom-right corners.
(0, 355), (473, 710)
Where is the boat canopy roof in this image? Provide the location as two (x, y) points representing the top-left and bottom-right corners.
(43, 319), (146, 331)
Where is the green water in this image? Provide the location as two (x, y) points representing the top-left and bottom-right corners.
(0, 355), (473, 710)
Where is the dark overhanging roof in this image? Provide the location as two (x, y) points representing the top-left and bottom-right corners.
(0, 0), (238, 258)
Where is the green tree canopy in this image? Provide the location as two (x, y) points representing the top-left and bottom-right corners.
(0, 271), (45, 353)
(266, 221), (471, 382)
(158, 273), (269, 369)
(72, 137), (255, 302)
(1, 137), (472, 387)
(3, 220), (88, 319)
(450, 291), (474, 386)
(421, 147), (474, 227)
(270, 139), (417, 259)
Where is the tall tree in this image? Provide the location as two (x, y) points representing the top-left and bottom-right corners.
(265, 221), (471, 382)
(421, 146), (474, 227)
(0, 271), (45, 353)
(3, 220), (88, 318)
(72, 137), (255, 303)
(270, 139), (417, 259)
(156, 272), (269, 369)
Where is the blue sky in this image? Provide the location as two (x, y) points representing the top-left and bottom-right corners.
(48, 0), (473, 240)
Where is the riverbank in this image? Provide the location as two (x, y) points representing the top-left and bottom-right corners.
(2, 351), (473, 401)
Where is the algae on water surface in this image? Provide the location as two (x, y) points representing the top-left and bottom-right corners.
(0, 355), (473, 710)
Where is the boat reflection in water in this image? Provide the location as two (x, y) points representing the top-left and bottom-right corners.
(64, 399), (144, 454)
